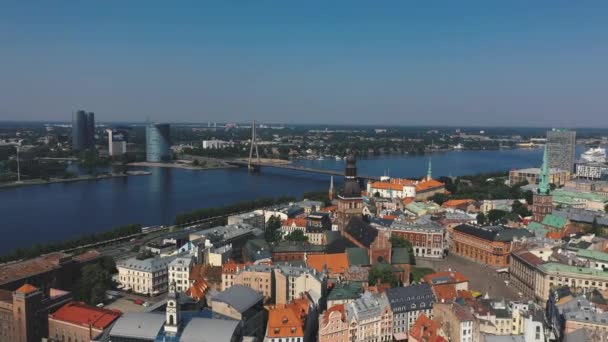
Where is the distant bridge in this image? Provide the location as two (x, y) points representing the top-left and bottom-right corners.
(226, 159), (380, 181)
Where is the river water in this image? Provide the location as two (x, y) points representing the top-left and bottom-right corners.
(0, 147), (583, 254)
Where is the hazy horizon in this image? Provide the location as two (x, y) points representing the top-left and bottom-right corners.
(1, 1), (607, 126)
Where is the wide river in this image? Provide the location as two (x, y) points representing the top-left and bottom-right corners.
(0, 147), (583, 254)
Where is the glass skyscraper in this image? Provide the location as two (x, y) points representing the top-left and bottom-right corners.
(72, 110), (95, 150)
(546, 128), (576, 173)
(146, 123), (172, 162)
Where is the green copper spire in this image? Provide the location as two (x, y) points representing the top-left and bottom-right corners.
(538, 145), (550, 195)
(427, 158), (432, 180)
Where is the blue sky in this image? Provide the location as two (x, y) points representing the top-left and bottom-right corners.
(1, 1), (607, 126)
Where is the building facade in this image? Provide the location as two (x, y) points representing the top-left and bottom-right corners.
(345, 292), (393, 342)
(106, 129), (127, 156)
(0, 284), (72, 342)
(390, 221), (446, 259)
(168, 256), (194, 293)
(546, 129), (576, 172)
(386, 284), (435, 340)
(433, 302), (479, 342)
(450, 225), (532, 268)
(575, 162), (608, 180)
(509, 167), (570, 186)
(116, 255), (175, 295)
(146, 123), (171, 162)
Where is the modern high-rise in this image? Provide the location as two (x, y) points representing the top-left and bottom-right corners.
(146, 123), (172, 162)
(106, 129), (127, 156)
(546, 128), (576, 172)
(71, 110), (95, 150)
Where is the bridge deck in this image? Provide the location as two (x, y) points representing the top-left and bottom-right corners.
(227, 160), (379, 181)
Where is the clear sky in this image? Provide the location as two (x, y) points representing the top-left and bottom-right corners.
(1, 1), (607, 126)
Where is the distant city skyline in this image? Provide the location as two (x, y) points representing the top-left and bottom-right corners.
(1, 2), (607, 126)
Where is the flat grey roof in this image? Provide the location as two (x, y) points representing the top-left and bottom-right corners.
(109, 312), (164, 340)
(213, 285), (263, 313)
(180, 317), (239, 342)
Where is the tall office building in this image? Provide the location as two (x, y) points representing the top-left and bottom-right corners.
(146, 123), (172, 162)
(546, 129), (576, 172)
(85, 112), (95, 148)
(71, 110), (96, 150)
(106, 129), (127, 156)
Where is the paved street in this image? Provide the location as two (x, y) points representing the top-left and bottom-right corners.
(416, 254), (522, 300)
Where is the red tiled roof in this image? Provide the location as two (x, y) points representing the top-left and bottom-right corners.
(15, 283), (38, 295)
(186, 278), (209, 301)
(402, 197), (415, 205)
(307, 253), (349, 275)
(266, 298), (310, 338)
(516, 251), (544, 266)
(432, 284), (457, 302)
(49, 301), (121, 330)
(72, 250), (101, 263)
(320, 205), (338, 213)
(441, 199), (474, 208)
(416, 179), (445, 192)
(222, 259), (245, 274)
(0, 252), (68, 284)
(370, 179), (416, 191)
(423, 271), (469, 285)
(409, 314), (447, 342)
(321, 304), (345, 326)
(282, 218), (308, 227)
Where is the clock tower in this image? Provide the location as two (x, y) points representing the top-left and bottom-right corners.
(164, 280), (180, 334)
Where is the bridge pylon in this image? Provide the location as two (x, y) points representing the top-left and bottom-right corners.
(248, 119), (261, 172)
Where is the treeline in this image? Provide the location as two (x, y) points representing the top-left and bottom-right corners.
(174, 196), (296, 225)
(0, 224), (141, 264)
(302, 190), (332, 206)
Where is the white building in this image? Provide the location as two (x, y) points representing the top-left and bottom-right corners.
(106, 129), (127, 156)
(576, 162), (608, 180)
(202, 140), (234, 149)
(367, 177), (416, 199)
(345, 292), (393, 342)
(116, 255), (176, 295)
(168, 256), (194, 293)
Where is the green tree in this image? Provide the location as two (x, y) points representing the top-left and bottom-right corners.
(605, 204), (608, 213)
(192, 159), (200, 166)
(488, 209), (508, 223)
(265, 215), (282, 242)
(284, 229), (308, 242)
(75, 257), (115, 305)
(476, 213), (487, 225)
(390, 235), (415, 264)
(524, 190), (534, 205)
(429, 193), (448, 205)
(368, 264), (399, 287)
(511, 200), (532, 217)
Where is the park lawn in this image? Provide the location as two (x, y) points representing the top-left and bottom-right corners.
(410, 267), (435, 283)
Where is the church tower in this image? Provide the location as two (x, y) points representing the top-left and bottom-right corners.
(328, 176), (335, 201)
(426, 158), (433, 181)
(337, 152), (363, 230)
(164, 280), (180, 334)
(533, 146), (553, 222)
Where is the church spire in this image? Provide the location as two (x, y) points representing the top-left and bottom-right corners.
(426, 158), (432, 181)
(538, 145), (550, 195)
(328, 176), (334, 200)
